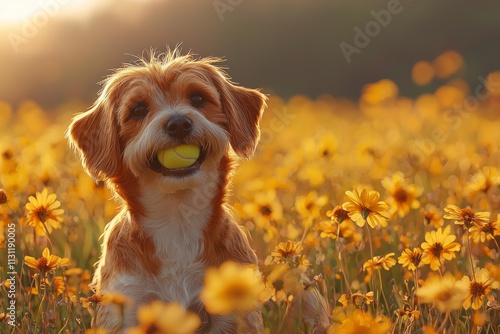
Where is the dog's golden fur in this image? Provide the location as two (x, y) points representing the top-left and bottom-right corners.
(67, 51), (267, 333)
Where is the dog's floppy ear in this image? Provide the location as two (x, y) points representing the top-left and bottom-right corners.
(67, 92), (121, 182)
(222, 84), (267, 158)
(205, 64), (267, 158)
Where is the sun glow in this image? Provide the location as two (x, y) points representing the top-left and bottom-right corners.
(0, 0), (104, 25)
(0, 1), (39, 23)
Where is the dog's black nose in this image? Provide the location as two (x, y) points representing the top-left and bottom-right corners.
(165, 116), (193, 138)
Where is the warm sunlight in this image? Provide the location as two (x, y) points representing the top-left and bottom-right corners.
(0, 1), (38, 22)
(0, 0), (103, 24)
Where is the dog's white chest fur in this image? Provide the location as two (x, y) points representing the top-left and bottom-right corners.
(136, 184), (211, 306)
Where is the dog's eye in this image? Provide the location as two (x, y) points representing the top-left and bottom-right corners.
(131, 104), (149, 119)
(190, 94), (205, 108)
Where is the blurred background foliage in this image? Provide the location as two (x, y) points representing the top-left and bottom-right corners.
(0, 0), (499, 110)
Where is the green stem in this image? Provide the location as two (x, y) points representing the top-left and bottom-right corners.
(466, 229), (476, 280)
(377, 267), (390, 315)
(365, 224), (377, 311)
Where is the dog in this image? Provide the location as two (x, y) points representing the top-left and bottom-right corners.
(67, 51), (267, 333)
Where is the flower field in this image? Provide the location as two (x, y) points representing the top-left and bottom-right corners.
(1, 52), (500, 333)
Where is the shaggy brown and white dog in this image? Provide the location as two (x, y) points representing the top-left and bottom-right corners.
(67, 51), (267, 333)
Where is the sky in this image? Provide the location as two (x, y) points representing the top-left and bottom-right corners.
(0, 0), (96, 22)
(0, 0), (499, 109)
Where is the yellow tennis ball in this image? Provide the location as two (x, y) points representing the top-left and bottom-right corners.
(157, 144), (200, 169)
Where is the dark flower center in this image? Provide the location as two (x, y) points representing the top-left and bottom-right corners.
(2, 150), (13, 160)
(481, 223), (494, 235)
(482, 180), (491, 193)
(430, 243), (444, 258)
(146, 324), (160, 334)
(411, 252), (422, 266)
(361, 207), (371, 220)
(470, 281), (486, 297)
(37, 257), (51, 272)
(436, 289), (453, 302)
(226, 284), (248, 300)
(273, 279), (284, 291)
(394, 188), (408, 203)
(36, 207), (48, 223)
(260, 205), (272, 216)
(461, 208), (475, 227)
(334, 208), (350, 223)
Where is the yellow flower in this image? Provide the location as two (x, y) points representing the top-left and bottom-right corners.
(456, 268), (495, 310)
(65, 268), (93, 295)
(263, 263), (304, 301)
(472, 311), (488, 327)
(297, 163), (325, 187)
(318, 206), (359, 242)
(25, 188), (64, 236)
(464, 166), (500, 199)
(493, 215), (500, 237)
(396, 306), (420, 320)
(398, 247), (424, 272)
(24, 247), (70, 273)
(342, 188), (389, 228)
(412, 60), (434, 85)
(295, 191), (328, 219)
(381, 172), (422, 217)
(64, 268), (83, 276)
(318, 134), (338, 158)
(101, 292), (130, 307)
(126, 302), (200, 334)
(362, 253), (396, 275)
(485, 263), (500, 287)
(3, 279), (11, 289)
(80, 294), (103, 309)
(28, 286), (39, 295)
(332, 221), (363, 253)
(338, 291), (374, 308)
(468, 216), (500, 243)
(420, 226), (460, 271)
(361, 79), (398, 104)
(258, 279), (276, 303)
(338, 294), (349, 308)
(241, 190), (283, 228)
(200, 261), (263, 315)
(416, 273), (468, 312)
(52, 276), (65, 297)
(317, 220), (338, 240)
(269, 241), (310, 272)
(354, 291), (374, 307)
(327, 205), (351, 224)
(443, 204), (489, 229)
(328, 309), (391, 334)
(433, 50), (464, 79)
(421, 205), (444, 227)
